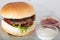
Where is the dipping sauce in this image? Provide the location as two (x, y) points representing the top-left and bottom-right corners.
(36, 28), (57, 40)
(41, 17), (60, 29)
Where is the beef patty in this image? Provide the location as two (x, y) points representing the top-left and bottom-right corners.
(4, 15), (35, 27)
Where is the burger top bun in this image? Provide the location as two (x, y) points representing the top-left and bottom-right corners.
(1, 2), (35, 19)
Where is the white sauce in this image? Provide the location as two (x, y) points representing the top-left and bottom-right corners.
(36, 28), (57, 40)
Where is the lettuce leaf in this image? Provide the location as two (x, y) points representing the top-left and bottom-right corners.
(18, 26), (28, 33)
(13, 24), (28, 33)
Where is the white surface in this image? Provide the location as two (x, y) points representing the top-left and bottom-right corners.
(0, 0), (60, 40)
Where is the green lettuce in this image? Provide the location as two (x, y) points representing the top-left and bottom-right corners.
(13, 24), (28, 33)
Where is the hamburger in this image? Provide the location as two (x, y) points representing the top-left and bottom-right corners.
(0, 2), (36, 36)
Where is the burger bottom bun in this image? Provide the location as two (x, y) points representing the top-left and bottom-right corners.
(1, 20), (36, 36)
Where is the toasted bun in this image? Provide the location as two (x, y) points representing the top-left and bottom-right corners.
(1, 2), (35, 19)
(1, 20), (36, 36)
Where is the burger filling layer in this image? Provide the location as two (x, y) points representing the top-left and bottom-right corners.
(3, 15), (35, 33)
